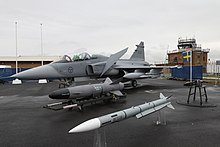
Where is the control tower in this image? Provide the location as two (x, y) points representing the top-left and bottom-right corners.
(168, 38), (210, 72)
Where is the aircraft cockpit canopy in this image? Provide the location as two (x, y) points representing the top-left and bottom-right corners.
(63, 55), (72, 62)
(53, 52), (99, 63)
(72, 52), (94, 61)
(53, 55), (72, 63)
(79, 52), (91, 60)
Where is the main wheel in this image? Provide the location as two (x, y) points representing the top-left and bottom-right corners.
(131, 80), (137, 87)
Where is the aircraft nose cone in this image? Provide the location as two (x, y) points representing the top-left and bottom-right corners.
(11, 65), (60, 80)
(49, 89), (70, 99)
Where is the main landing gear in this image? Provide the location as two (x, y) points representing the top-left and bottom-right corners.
(131, 80), (137, 87)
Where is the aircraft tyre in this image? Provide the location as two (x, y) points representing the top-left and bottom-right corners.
(131, 80), (137, 87)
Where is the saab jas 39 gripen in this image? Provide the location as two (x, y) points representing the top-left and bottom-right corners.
(11, 42), (167, 87)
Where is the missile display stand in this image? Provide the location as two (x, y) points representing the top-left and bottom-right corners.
(187, 80), (207, 105)
(177, 80), (216, 107)
(93, 128), (107, 147)
(155, 109), (167, 125)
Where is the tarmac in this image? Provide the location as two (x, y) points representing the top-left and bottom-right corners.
(0, 79), (220, 147)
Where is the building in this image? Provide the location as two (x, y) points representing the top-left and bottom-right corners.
(0, 56), (62, 68)
(167, 38), (210, 72)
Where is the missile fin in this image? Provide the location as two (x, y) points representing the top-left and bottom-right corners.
(154, 103), (168, 111)
(110, 90), (123, 96)
(160, 93), (166, 99)
(104, 77), (112, 84)
(136, 103), (170, 119)
(167, 103), (175, 109)
(136, 108), (155, 119)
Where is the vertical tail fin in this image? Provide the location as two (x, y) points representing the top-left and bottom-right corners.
(129, 41), (145, 61)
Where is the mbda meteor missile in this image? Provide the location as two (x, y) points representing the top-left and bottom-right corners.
(69, 93), (174, 133)
(49, 77), (124, 100)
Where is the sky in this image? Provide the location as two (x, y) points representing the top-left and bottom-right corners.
(0, 0), (220, 63)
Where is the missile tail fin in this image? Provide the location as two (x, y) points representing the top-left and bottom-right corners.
(167, 103), (175, 109)
(110, 90), (123, 96)
(160, 93), (166, 99)
(104, 77), (112, 84)
(136, 102), (173, 119)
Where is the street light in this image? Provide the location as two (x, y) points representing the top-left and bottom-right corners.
(15, 21), (18, 74)
(40, 23), (43, 66)
(12, 21), (22, 84)
(38, 23), (47, 84)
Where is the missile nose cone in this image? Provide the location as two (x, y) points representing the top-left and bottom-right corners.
(69, 118), (101, 133)
(49, 89), (70, 99)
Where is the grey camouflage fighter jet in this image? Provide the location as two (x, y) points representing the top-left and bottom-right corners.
(11, 42), (166, 87)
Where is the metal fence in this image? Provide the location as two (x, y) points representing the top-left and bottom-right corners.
(206, 61), (220, 74)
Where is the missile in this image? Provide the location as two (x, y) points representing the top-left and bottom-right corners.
(49, 77), (124, 100)
(123, 72), (144, 79)
(68, 93), (174, 133)
(123, 69), (162, 80)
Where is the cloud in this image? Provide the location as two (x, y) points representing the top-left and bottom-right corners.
(0, 0), (220, 63)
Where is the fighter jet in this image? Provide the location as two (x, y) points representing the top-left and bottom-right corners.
(11, 42), (167, 87)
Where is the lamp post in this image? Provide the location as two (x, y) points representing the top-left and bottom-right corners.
(12, 21), (22, 84)
(38, 23), (47, 84)
(40, 23), (43, 66)
(15, 22), (18, 74)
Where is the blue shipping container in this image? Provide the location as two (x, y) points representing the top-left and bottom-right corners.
(0, 68), (30, 81)
(171, 66), (203, 80)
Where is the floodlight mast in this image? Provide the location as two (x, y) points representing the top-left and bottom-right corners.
(15, 22), (18, 74)
(40, 23), (43, 66)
